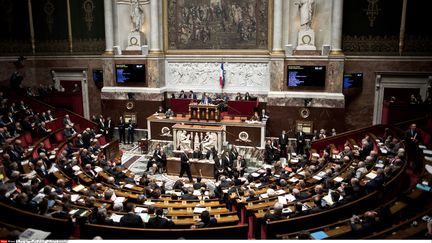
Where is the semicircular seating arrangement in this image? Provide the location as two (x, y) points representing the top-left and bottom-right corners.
(0, 90), (430, 240)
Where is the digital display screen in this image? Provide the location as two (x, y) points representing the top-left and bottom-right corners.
(287, 65), (326, 87)
(115, 64), (146, 83)
(343, 73), (363, 89)
(92, 69), (103, 82)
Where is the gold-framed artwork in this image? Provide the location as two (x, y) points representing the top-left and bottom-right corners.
(124, 112), (137, 124)
(296, 120), (313, 134)
(163, 0), (273, 55)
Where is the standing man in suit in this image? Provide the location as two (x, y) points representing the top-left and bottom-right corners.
(98, 115), (106, 135)
(118, 116), (126, 144)
(127, 120), (136, 144)
(264, 139), (275, 164)
(222, 151), (233, 177)
(119, 203), (145, 228)
(180, 150), (193, 182)
(404, 123), (422, 172)
(296, 129), (306, 155)
(279, 130), (288, 158)
(233, 155), (246, 177)
(105, 116), (114, 141)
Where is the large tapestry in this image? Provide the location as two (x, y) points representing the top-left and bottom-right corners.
(166, 0), (269, 50)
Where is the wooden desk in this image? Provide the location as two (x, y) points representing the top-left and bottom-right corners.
(167, 157), (215, 178)
(189, 103), (220, 122)
(147, 115), (266, 148)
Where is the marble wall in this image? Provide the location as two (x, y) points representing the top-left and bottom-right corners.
(165, 60), (270, 94)
(0, 57), (103, 117)
(344, 58), (432, 130)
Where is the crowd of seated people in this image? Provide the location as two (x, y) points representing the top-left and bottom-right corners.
(0, 89), (413, 239)
(244, 131), (406, 226)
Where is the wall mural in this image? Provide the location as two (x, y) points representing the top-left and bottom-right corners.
(166, 0), (269, 50)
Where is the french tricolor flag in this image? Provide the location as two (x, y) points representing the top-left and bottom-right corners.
(219, 63), (225, 89)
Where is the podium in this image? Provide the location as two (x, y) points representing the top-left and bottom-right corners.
(189, 103), (220, 122)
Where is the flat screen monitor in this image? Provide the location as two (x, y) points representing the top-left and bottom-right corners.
(343, 73), (363, 89)
(115, 64), (146, 84)
(92, 69), (103, 82)
(287, 65), (326, 87)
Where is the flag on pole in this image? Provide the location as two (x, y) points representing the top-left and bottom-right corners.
(219, 63), (225, 89)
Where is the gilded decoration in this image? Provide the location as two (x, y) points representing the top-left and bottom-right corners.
(364, 0), (380, 28)
(342, 35), (398, 54)
(44, 0), (55, 33)
(165, 0), (269, 50)
(82, 0), (95, 31)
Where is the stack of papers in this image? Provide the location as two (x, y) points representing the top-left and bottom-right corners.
(423, 149), (432, 155)
(72, 184), (85, 192)
(285, 194), (296, 202)
(19, 228), (51, 240)
(110, 214), (123, 223)
(193, 207), (206, 214)
(289, 177), (299, 183)
(333, 177), (344, 182)
(278, 196), (287, 205)
(365, 172), (377, 180)
(138, 213), (151, 222)
(114, 197), (126, 203)
(313, 176), (322, 181)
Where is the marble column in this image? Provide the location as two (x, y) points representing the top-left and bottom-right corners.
(149, 0), (161, 52)
(104, 0), (114, 54)
(330, 0), (344, 55)
(282, 0), (290, 48)
(272, 0), (283, 53)
(112, 0), (119, 47)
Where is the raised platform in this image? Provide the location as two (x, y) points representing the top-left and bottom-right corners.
(147, 113), (266, 148)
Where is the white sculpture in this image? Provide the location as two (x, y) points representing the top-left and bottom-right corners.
(178, 130), (192, 151)
(130, 0), (144, 32)
(201, 132), (217, 153)
(295, 0), (317, 50)
(297, 0), (315, 31)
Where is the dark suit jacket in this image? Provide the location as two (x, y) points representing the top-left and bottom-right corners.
(296, 132), (306, 143)
(279, 134), (288, 147)
(147, 216), (175, 228)
(119, 213), (145, 228)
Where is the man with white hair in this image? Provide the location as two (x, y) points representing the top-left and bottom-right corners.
(355, 161), (368, 179)
(264, 202), (285, 222)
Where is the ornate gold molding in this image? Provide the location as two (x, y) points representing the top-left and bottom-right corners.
(365, 0), (380, 28)
(43, 0), (55, 33)
(27, 0), (35, 55)
(82, 0), (95, 31)
(162, 0), (273, 55)
(66, 0), (73, 53)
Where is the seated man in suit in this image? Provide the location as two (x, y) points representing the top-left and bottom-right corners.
(178, 90), (188, 99)
(188, 90), (197, 100)
(120, 203), (145, 228)
(147, 208), (175, 228)
(192, 210), (217, 228)
(201, 92), (213, 105)
(165, 108), (174, 118)
(263, 202), (286, 222)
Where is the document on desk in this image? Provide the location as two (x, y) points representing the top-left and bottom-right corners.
(110, 213), (122, 223)
(139, 213), (151, 223)
(193, 207), (206, 214)
(278, 196), (287, 205)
